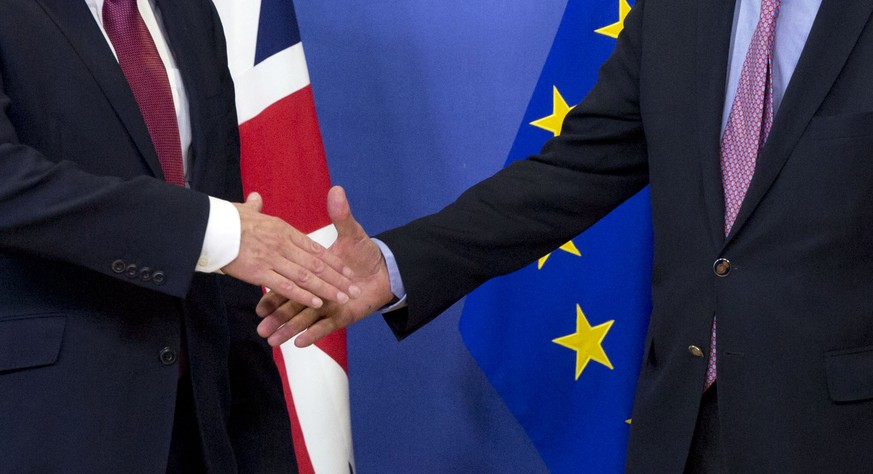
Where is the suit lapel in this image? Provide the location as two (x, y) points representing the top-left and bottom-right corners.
(725, 0), (873, 244)
(34, 0), (165, 179)
(153, 0), (213, 191)
(696, 0), (738, 250)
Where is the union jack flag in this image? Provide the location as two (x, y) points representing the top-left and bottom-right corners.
(212, 1), (354, 472)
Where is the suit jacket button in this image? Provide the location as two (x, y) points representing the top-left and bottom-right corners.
(152, 271), (165, 285)
(688, 345), (705, 358)
(139, 267), (152, 282)
(111, 259), (126, 273)
(125, 264), (138, 278)
(713, 258), (731, 277)
(159, 347), (177, 365)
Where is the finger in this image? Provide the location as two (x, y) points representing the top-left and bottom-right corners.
(241, 218), (354, 304)
(285, 229), (353, 280)
(306, 246), (360, 296)
(266, 307), (325, 347)
(242, 192), (264, 211)
(256, 290), (293, 318)
(327, 186), (365, 241)
(293, 317), (340, 348)
(256, 300), (295, 337)
(260, 270), (324, 309)
(256, 299), (307, 338)
(274, 238), (352, 303)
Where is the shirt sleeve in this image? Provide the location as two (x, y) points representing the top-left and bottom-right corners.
(196, 196), (241, 273)
(373, 238), (408, 311)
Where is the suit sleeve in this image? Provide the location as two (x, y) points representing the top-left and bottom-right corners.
(377, 0), (650, 338)
(0, 70), (209, 298)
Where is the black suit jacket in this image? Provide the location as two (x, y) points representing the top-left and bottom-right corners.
(0, 0), (295, 471)
(378, 0), (873, 471)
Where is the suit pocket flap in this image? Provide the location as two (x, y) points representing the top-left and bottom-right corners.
(825, 345), (873, 402)
(0, 315), (66, 372)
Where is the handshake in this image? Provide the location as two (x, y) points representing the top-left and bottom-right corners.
(222, 186), (394, 347)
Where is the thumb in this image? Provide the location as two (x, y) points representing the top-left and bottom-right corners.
(328, 186), (363, 239)
(242, 192), (264, 212)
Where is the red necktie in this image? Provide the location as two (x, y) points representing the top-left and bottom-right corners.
(103, 0), (186, 186)
(706, 0), (781, 390)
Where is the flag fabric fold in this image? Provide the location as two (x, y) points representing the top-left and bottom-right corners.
(212, 1), (354, 472)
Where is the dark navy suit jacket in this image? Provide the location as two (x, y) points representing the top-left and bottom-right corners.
(0, 0), (295, 471)
(379, 0), (873, 471)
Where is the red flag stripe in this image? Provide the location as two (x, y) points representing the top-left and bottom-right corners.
(239, 85), (331, 234)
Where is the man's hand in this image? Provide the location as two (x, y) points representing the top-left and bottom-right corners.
(222, 192), (360, 309)
(255, 186), (394, 347)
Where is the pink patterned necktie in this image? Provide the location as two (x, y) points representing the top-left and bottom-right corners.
(705, 0), (781, 391)
(103, 0), (186, 186)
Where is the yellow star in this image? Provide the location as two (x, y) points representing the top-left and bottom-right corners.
(553, 305), (614, 380)
(595, 0), (632, 39)
(530, 86), (574, 137)
(537, 240), (581, 270)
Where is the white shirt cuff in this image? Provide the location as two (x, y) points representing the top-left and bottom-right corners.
(196, 197), (241, 273)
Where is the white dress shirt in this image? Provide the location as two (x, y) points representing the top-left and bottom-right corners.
(84, 0), (241, 273)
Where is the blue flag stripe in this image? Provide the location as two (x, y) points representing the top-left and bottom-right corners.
(255, 0), (302, 66)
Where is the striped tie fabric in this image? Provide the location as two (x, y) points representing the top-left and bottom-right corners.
(706, 0), (781, 390)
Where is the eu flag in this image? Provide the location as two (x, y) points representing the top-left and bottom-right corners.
(458, 1), (652, 472)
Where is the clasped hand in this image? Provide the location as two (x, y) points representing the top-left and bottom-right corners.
(255, 186), (395, 347)
(221, 191), (362, 309)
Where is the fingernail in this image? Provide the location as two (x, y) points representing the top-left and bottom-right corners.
(311, 297), (323, 308)
(337, 292), (350, 304)
(348, 285), (362, 298)
(343, 266), (354, 278)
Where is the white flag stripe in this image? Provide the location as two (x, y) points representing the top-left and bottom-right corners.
(281, 341), (355, 474)
(211, 0), (261, 80)
(235, 43), (311, 124)
(308, 224), (338, 248)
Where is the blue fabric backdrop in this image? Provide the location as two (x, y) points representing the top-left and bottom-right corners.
(294, 1), (647, 471)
